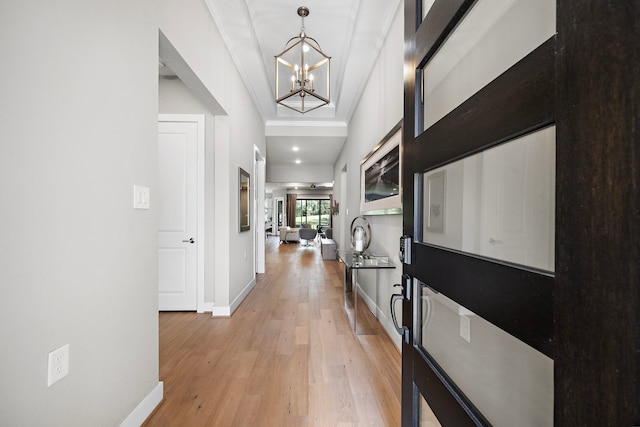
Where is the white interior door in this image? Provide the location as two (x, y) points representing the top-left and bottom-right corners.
(158, 121), (198, 310)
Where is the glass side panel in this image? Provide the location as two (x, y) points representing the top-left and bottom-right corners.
(422, 0), (436, 22)
(420, 0), (555, 131)
(418, 388), (442, 426)
(419, 284), (553, 426)
(422, 126), (555, 272)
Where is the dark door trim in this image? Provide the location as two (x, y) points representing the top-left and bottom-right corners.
(413, 244), (554, 357)
(413, 37), (556, 172)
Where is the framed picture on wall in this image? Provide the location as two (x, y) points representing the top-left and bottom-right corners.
(239, 167), (250, 232)
(426, 170), (446, 233)
(360, 121), (402, 215)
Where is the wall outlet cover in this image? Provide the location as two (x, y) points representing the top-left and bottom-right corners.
(47, 344), (70, 386)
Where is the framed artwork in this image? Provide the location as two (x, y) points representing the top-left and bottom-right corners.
(360, 121), (402, 215)
(426, 170), (446, 233)
(239, 167), (250, 232)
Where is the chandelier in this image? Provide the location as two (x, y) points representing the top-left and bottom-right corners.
(274, 6), (331, 114)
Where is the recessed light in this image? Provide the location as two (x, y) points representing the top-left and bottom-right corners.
(295, 159), (301, 164)
(292, 146), (299, 152)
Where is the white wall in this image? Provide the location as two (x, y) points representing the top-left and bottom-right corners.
(159, 0), (266, 315)
(225, 69), (266, 311)
(333, 3), (404, 348)
(266, 163), (334, 184)
(0, 1), (160, 425)
(0, 0), (267, 424)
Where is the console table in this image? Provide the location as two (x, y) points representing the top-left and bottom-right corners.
(336, 250), (395, 334)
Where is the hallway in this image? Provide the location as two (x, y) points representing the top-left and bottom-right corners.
(144, 236), (401, 426)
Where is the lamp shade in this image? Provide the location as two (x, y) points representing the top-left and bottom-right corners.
(350, 216), (371, 254)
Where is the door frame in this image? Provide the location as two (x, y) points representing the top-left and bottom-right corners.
(254, 145), (266, 273)
(339, 164), (347, 250)
(158, 114), (206, 313)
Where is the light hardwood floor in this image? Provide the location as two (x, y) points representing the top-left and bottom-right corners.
(143, 236), (401, 426)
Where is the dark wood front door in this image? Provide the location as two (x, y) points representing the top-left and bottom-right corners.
(400, 1), (639, 426)
(401, 0), (556, 425)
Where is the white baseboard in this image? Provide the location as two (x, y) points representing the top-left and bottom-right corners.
(211, 278), (257, 318)
(230, 277), (256, 314)
(211, 306), (231, 317)
(356, 283), (377, 316)
(378, 307), (403, 350)
(120, 381), (163, 427)
(198, 302), (214, 313)
(356, 283), (403, 351)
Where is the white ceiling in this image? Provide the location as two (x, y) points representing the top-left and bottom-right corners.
(201, 0), (401, 189)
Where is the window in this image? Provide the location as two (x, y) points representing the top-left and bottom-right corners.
(295, 199), (331, 228)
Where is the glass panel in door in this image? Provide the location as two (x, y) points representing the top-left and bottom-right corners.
(416, 283), (553, 426)
(422, 127), (555, 272)
(420, 0), (555, 133)
(419, 391), (441, 427)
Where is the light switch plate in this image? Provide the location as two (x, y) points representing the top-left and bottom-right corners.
(133, 185), (150, 209)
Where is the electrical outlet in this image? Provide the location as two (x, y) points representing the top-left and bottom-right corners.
(47, 344), (69, 386)
(459, 315), (471, 343)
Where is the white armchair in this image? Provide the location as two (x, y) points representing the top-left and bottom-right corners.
(279, 226), (300, 243)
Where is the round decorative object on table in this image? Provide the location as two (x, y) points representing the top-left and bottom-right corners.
(350, 216), (371, 254)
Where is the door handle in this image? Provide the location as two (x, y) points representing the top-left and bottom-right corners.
(391, 285), (410, 344)
(182, 238), (195, 244)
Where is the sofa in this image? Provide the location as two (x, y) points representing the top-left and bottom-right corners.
(279, 226), (300, 243)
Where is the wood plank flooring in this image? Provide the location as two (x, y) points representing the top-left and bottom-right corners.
(144, 236), (401, 426)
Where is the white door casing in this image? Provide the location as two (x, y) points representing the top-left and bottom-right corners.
(255, 147), (266, 274)
(158, 115), (205, 311)
(339, 165), (347, 249)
